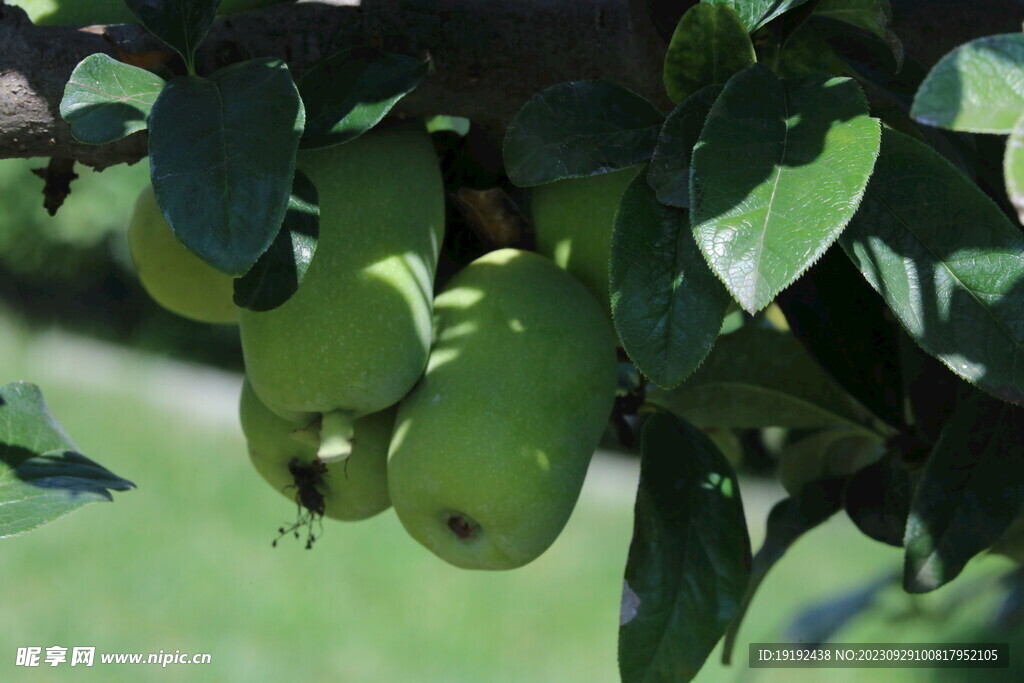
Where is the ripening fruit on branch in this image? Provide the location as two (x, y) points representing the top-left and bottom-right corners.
(529, 166), (642, 315)
(240, 378), (392, 522)
(387, 248), (618, 570)
(127, 185), (238, 325)
(238, 125), (445, 461)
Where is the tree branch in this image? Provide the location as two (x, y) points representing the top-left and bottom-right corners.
(0, 0), (667, 168)
(1, 0), (1022, 169)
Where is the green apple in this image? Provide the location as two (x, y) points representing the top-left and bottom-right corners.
(238, 125), (445, 460)
(11, 0), (282, 25)
(127, 185), (238, 324)
(529, 166), (642, 315)
(240, 377), (392, 522)
(387, 248), (618, 570)
(775, 430), (882, 496)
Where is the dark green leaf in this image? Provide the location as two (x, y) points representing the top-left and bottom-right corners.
(814, 0), (902, 65)
(1004, 112), (1024, 224)
(775, 248), (907, 431)
(844, 454), (913, 547)
(233, 170), (319, 312)
(690, 65), (880, 312)
(663, 4), (755, 103)
(702, 0), (814, 32)
(611, 172), (730, 389)
(148, 58), (305, 276)
(647, 85), (721, 208)
(0, 382), (135, 539)
(775, 21), (848, 79)
(503, 80), (664, 187)
(904, 393), (1024, 593)
(721, 477), (846, 663)
(813, 19), (980, 180)
(841, 127), (1024, 406)
(620, 412), (751, 682)
(647, 325), (873, 430)
(124, 0), (219, 72)
(912, 34), (1024, 134)
(899, 333), (973, 445)
(299, 47), (429, 149)
(60, 54), (165, 144)
(816, 0), (889, 37)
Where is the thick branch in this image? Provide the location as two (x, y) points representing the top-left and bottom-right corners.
(1, 0), (1022, 169)
(0, 0), (666, 168)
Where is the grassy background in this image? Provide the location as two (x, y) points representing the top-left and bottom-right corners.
(0, 158), (1021, 681)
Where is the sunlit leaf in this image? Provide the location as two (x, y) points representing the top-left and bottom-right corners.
(691, 65), (880, 312)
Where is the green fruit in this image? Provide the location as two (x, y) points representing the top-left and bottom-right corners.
(127, 185), (238, 324)
(530, 166), (641, 315)
(239, 126), (445, 458)
(387, 249), (618, 570)
(12, 0), (280, 25)
(775, 430), (881, 496)
(240, 378), (393, 521)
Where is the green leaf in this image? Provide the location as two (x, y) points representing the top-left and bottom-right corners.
(503, 80), (664, 187)
(647, 325), (871, 430)
(775, 21), (848, 79)
(690, 65), (880, 312)
(233, 170), (319, 312)
(124, 0), (219, 73)
(815, 0), (902, 65)
(702, 0), (813, 32)
(60, 54), (165, 145)
(619, 412), (751, 683)
(663, 4), (755, 104)
(904, 393), (1024, 593)
(610, 174), (730, 389)
(845, 454), (913, 547)
(899, 333), (973, 445)
(816, 0), (889, 37)
(648, 85), (721, 208)
(911, 34), (1024, 134)
(611, 172), (730, 389)
(775, 248), (907, 431)
(0, 382), (135, 539)
(721, 477), (846, 663)
(841, 127), (1024, 406)
(299, 47), (429, 150)
(1004, 111), (1024, 225)
(148, 58), (305, 276)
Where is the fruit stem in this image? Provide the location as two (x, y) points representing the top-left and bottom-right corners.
(317, 410), (355, 463)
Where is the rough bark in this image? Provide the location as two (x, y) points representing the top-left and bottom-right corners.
(0, 0), (666, 168)
(0, 0), (1022, 169)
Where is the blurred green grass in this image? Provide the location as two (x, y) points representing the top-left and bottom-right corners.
(0, 318), (1019, 682)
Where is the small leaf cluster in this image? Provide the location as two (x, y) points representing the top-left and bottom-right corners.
(0, 382), (135, 539)
(59, 0), (428, 311)
(504, 1), (1024, 680)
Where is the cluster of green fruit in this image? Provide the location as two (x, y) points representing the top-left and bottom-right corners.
(128, 125), (623, 570)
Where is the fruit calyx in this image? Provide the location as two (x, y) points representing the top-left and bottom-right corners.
(446, 513), (480, 541)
